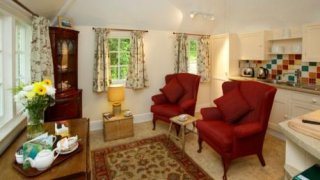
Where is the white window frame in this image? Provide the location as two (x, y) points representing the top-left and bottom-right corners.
(108, 32), (131, 85)
(0, 7), (31, 147)
(0, 17), (3, 117)
(15, 21), (31, 112)
(187, 38), (198, 75)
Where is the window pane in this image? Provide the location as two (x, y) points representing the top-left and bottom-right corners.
(120, 66), (128, 79)
(109, 53), (118, 65)
(108, 38), (118, 51)
(189, 62), (197, 74)
(188, 39), (198, 74)
(0, 18), (2, 50)
(0, 18), (3, 116)
(120, 52), (130, 65)
(111, 66), (118, 79)
(0, 53), (3, 117)
(120, 39), (130, 51)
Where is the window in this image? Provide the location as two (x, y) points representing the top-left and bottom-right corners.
(0, 18), (3, 117)
(15, 22), (31, 112)
(187, 39), (198, 74)
(15, 22), (30, 86)
(0, 11), (31, 134)
(108, 38), (131, 84)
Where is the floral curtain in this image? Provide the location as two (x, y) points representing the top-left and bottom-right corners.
(197, 35), (211, 82)
(93, 28), (111, 92)
(126, 31), (149, 89)
(174, 33), (188, 73)
(30, 16), (54, 83)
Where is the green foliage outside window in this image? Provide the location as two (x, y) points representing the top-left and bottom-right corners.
(188, 40), (197, 62)
(108, 38), (131, 82)
(188, 39), (198, 74)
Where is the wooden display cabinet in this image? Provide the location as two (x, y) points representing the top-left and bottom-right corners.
(45, 27), (82, 122)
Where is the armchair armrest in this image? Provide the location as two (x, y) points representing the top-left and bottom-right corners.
(151, 94), (168, 104)
(234, 122), (262, 139)
(180, 99), (196, 111)
(200, 107), (223, 120)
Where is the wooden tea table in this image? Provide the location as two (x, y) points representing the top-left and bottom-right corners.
(0, 118), (90, 179)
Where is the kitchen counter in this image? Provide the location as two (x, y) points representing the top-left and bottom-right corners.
(279, 110), (320, 179)
(229, 76), (320, 95)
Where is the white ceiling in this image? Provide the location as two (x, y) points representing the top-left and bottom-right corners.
(10, 0), (320, 34)
(18, 0), (67, 20)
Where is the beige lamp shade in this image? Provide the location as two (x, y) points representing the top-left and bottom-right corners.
(108, 84), (125, 102)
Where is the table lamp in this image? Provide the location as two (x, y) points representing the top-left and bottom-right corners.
(108, 84), (125, 115)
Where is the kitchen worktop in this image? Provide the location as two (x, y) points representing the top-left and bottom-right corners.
(279, 110), (320, 179)
(229, 76), (320, 95)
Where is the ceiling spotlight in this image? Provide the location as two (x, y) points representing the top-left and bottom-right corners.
(189, 11), (215, 21)
(190, 12), (197, 19)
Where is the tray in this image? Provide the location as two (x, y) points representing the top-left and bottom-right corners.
(12, 143), (82, 177)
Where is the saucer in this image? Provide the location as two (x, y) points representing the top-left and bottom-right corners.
(58, 142), (79, 155)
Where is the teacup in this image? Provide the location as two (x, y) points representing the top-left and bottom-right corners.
(15, 152), (23, 164)
(15, 146), (24, 164)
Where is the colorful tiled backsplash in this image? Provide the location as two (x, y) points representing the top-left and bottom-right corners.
(240, 54), (320, 85)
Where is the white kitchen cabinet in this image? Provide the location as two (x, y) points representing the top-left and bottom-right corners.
(302, 24), (320, 62)
(238, 31), (271, 60)
(211, 34), (238, 101)
(290, 91), (320, 118)
(269, 89), (320, 133)
(269, 89), (291, 132)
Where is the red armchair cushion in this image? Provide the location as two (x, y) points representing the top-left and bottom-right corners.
(150, 104), (182, 117)
(197, 120), (233, 152)
(161, 78), (184, 103)
(214, 88), (251, 123)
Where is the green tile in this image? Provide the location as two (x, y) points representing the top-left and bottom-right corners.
(309, 62), (317, 66)
(272, 59), (277, 64)
(301, 66), (309, 71)
(266, 64), (272, 69)
(277, 54), (283, 59)
(288, 75), (295, 81)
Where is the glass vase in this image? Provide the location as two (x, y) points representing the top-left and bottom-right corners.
(27, 108), (45, 140)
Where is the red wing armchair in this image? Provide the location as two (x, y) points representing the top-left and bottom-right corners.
(196, 81), (277, 180)
(151, 73), (200, 131)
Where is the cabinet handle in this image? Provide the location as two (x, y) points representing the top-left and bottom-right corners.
(312, 98), (317, 103)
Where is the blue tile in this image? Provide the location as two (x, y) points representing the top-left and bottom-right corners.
(266, 64), (272, 69)
(272, 59), (277, 64)
(288, 75), (295, 81)
(301, 66), (309, 71)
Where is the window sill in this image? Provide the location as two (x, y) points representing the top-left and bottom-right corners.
(0, 114), (26, 155)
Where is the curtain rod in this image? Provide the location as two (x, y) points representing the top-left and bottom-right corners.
(12, 0), (39, 17)
(173, 32), (210, 37)
(92, 27), (148, 33)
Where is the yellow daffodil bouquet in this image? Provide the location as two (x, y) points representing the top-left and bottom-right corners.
(13, 79), (56, 139)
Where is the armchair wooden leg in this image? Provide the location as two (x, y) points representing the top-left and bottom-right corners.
(175, 125), (180, 136)
(257, 152), (266, 166)
(222, 157), (231, 180)
(152, 119), (156, 130)
(197, 137), (203, 153)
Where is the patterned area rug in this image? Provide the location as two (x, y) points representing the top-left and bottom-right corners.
(91, 134), (213, 180)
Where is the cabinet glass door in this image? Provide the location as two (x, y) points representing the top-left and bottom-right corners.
(56, 39), (76, 92)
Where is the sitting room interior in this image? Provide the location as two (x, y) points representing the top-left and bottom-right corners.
(1, 0), (320, 179)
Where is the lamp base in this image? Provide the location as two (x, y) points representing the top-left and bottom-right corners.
(112, 103), (121, 115)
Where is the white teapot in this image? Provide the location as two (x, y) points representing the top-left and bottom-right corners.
(24, 148), (59, 171)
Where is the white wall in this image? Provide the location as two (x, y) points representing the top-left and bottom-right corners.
(75, 26), (211, 124)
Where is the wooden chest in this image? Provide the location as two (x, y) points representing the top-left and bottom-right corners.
(103, 111), (134, 141)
